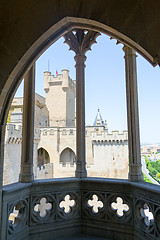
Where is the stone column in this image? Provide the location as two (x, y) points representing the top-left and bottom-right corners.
(123, 46), (143, 182)
(64, 29), (100, 178)
(19, 64), (35, 183)
(75, 54), (87, 178)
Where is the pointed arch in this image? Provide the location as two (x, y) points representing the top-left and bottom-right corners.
(60, 147), (76, 166)
(37, 147), (50, 168)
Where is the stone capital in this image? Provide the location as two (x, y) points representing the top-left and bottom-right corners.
(123, 45), (137, 58)
(74, 54), (86, 68)
(64, 29), (100, 56)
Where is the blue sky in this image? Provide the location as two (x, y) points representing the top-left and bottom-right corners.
(16, 34), (160, 144)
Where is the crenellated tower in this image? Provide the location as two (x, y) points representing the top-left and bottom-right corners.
(44, 69), (76, 127)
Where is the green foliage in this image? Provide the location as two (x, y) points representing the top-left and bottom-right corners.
(150, 161), (160, 172)
(145, 157), (150, 167)
(143, 174), (152, 183)
(145, 156), (160, 181)
(148, 164), (158, 176)
(149, 172), (160, 184)
(157, 173), (160, 179)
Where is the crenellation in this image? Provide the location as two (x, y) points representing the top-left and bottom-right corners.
(5, 124), (22, 142)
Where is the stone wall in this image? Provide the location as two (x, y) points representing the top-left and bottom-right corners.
(3, 125), (41, 185)
(37, 126), (128, 179)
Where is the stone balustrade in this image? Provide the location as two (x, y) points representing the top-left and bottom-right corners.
(2, 178), (160, 240)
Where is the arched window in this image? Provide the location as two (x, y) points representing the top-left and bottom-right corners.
(37, 148), (50, 168)
(60, 148), (76, 166)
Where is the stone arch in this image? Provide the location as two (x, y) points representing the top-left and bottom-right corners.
(0, 15), (156, 186)
(60, 147), (76, 166)
(0, 16), (155, 129)
(37, 147), (50, 168)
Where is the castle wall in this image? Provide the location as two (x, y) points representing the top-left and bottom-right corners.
(3, 125), (22, 185)
(90, 140), (128, 178)
(3, 125), (41, 185)
(34, 103), (49, 127)
(36, 163), (53, 179)
(37, 126), (128, 179)
(3, 138), (21, 185)
(10, 94), (49, 127)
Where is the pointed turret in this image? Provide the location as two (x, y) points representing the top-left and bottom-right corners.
(93, 109), (106, 128)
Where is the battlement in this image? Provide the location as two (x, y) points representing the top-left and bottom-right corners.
(39, 126), (128, 141)
(5, 124), (41, 144)
(44, 69), (76, 93)
(39, 127), (76, 136)
(6, 124), (22, 139)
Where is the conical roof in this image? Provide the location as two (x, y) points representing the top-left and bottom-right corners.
(93, 109), (105, 126)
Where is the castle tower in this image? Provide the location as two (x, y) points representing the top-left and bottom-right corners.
(44, 69), (76, 127)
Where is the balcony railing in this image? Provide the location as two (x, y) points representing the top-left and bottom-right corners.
(2, 178), (160, 240)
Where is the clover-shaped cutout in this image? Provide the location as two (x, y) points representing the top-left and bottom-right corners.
(111, 197), (129, 217)
(9, 206), (19, 225)
(88, 194), (103, 214)
(140, 203), (154, 227)
(34, 197), (52, 218)
(59, 195), (75, 214)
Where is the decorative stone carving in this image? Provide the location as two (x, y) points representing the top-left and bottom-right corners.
(64, 29), (100, 55)
(31, 194), (56, 223)
(9, 207), (19, 225)
(154, 207), (160, 236)
(87, 194), (103, 214)
(111, 197), (129, 217)
(59, 194), (75, 214)
(34, 197), (52, 218)
(58, 192), (80, 219)
(107, 194), (132, 223)
(135, 199), (154, 235)
(4, 181), (160, 240)
(140, 203), (154, 227)
(8, 199), (29, 236)
(83, 191), (105, 218)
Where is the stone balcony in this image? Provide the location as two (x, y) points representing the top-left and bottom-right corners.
(2, 178), (160, 240)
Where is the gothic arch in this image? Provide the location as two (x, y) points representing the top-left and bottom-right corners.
(0, 16), (155, 129)
(37, 147), (50, 168)
(0, 15), (157, 188)
(60, 147), (76, 166)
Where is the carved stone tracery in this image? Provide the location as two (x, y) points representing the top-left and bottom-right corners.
(64, 29), (100, 56)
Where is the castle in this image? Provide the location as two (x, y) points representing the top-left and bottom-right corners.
(3, 69), (128, 185)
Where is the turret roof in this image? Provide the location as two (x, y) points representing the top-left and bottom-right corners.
(93, 109), (105, 126)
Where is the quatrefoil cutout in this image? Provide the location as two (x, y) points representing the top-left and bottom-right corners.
(88, 194), (103, 214)
(111, 197), (129, 217)
(140, 203), (154, 227)
(59, 195), (75, 214)
(9, 206), (19, 225)
(34, 198), (52, 218)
